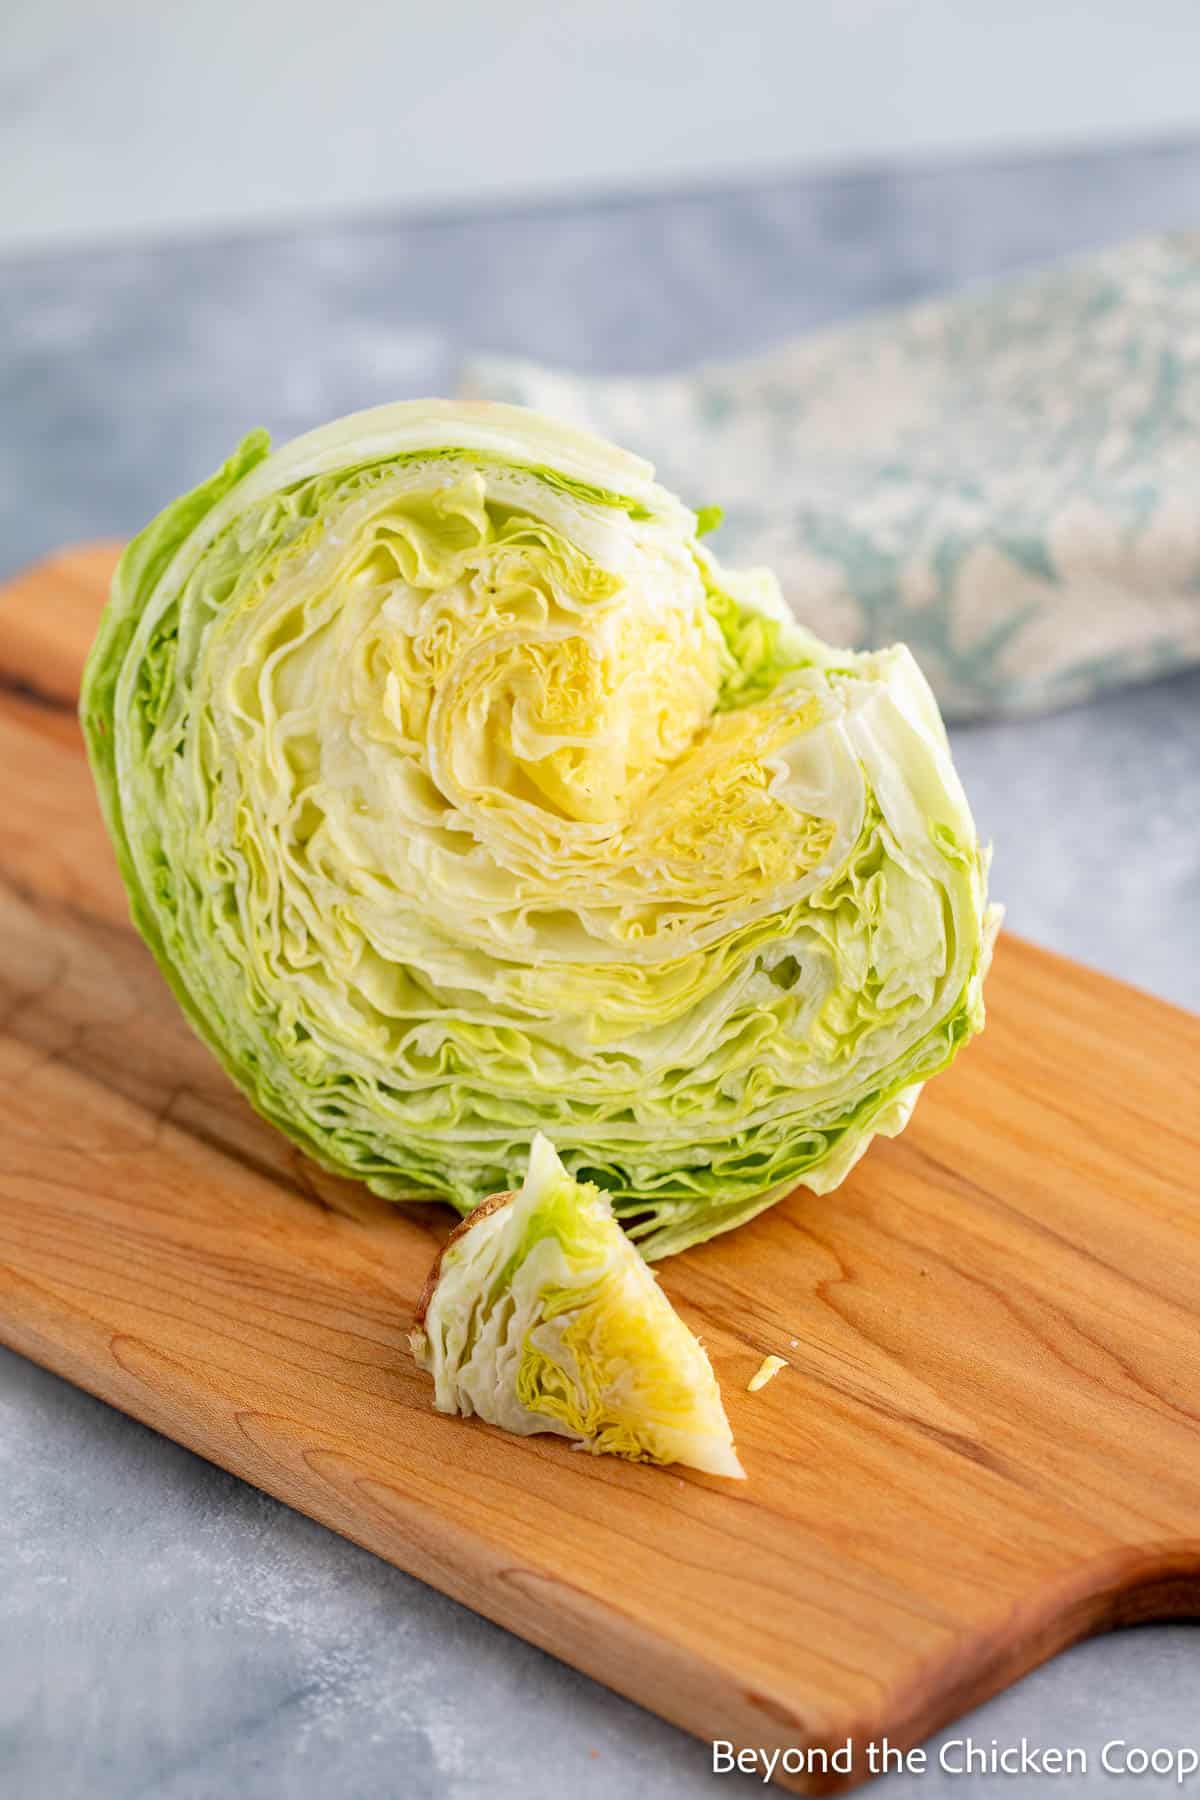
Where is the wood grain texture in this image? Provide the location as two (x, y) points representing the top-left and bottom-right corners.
(2, 544), (1199, 1793)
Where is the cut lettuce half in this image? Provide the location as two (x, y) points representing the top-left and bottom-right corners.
(409, 1135), (743, 1477)
(81, 399), (996, 1258)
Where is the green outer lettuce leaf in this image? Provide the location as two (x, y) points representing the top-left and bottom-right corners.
(81, 399), (996, 1260)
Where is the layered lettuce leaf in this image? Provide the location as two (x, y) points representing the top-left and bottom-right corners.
(81, 400), (996, 1258)
(410, 1134), (743, 1476)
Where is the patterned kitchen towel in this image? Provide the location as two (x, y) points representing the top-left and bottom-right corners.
(463, 236), (1200, 720)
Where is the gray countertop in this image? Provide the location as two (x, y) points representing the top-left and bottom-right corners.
(2, 138), (1199, 1800)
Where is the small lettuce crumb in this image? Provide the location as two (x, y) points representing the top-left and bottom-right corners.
(747, 1354), (788, 1393)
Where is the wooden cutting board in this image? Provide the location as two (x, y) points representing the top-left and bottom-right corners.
(3, 544), (1199, 1793)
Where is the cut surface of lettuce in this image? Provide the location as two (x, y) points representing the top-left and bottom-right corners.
(409, 1135), (743, 1477)
(81, 398), (996, 1258)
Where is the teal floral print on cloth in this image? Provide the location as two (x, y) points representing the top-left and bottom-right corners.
(463, 236), (1200, 720)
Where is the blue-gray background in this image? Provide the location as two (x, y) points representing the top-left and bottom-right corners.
(2, 137), (1199, 1798)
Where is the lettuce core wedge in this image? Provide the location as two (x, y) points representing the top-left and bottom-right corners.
(81, 400), (995, 1258)
(410, 1135), (743, 1476)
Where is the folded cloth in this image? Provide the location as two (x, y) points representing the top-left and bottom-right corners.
(463, 236), (1200, 720)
